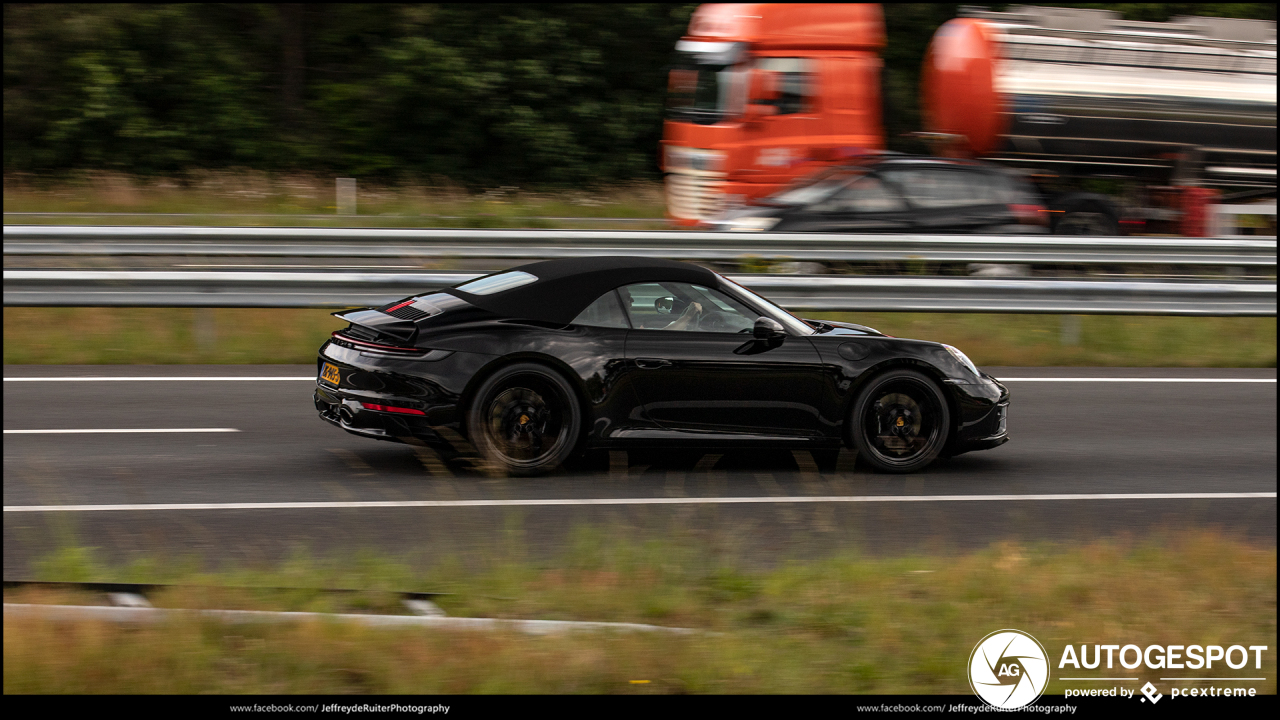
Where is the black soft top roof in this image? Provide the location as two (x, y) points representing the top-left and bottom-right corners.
(441, 256), (719, 324)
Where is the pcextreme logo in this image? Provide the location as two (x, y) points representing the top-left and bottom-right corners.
(969, 629), (1051, 709)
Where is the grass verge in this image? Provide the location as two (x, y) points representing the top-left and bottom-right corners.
(810, 312), (1277, 368)
(4, 172), (667, 228)
(5, 531), (1275, 694)
(2, 307), (344, 365)
(3, 307), (1275, 366)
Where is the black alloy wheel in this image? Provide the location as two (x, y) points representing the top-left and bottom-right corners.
(467, 362), (581, 476)
(850, 369), (951, 473)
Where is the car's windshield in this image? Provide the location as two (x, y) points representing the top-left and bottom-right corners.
(718, 275), (815, 336)
(666, 43), (746, 125)
(760, 168), (865, 206)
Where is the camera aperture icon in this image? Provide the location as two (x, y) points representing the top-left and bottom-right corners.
(969, 629), (1050, 709)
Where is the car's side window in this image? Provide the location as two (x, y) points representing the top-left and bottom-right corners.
(882, 169), (986, 209)
(619, 282), (757, 334)
(812, 175), (907, 213)
(570, 289), (631, 329)
(966, 172), (1012, 205)
(992, 172), (1038, 205)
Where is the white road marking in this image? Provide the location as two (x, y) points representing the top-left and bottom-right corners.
(4, 376), (313, 382)
(4, 428), (239, 435)
(1000, 378), (1275, 383)
(5, 376), (1274, 383)
(5, 492), (1274, 513)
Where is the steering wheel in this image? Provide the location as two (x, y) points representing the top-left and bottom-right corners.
(697, 311), (731, 333)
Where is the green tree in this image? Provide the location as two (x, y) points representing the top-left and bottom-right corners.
(4, 4), (1272, 185)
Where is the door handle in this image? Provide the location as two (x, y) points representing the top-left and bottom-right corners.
(635, 357), (673, 369)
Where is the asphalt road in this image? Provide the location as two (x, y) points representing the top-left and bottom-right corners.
(4, 365), (1275, 576)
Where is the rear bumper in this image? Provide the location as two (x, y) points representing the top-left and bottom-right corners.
(314, 384), (447, 445)
(313, 342), (474, 445)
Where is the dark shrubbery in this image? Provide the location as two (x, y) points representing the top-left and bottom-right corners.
(5, 4), (1273, 186)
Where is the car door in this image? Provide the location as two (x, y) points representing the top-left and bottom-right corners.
(619, 281), (827, 437)
(783, 173), (913, 232)
(566, 289), (653, 438)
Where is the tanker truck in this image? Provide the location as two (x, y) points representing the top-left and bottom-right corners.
(661, 4), (1276, 235)
(921, 6), (1276, 236)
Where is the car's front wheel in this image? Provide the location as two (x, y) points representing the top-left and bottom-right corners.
(850, 369), (951, 473)
(467, 362), (581, 476)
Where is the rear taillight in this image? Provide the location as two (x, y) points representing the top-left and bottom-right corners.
(1010, 204), (1049, 226)
(359, 402), (426, 416)
(330, 330), (425, 356)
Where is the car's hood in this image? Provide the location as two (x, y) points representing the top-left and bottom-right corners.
(705, 204), (785, 232)
(805, 319), (885, 336)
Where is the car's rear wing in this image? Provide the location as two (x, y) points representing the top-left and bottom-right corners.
(331, 308), (417, 343)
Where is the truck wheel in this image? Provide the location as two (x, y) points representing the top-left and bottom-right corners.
(1055, 206), (1119, 235)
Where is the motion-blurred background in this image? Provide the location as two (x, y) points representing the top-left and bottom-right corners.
(3, 4), (1276, 696)
(2, 4), (981, 185)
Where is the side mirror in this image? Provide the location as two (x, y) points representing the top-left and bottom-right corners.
(744, 68), (780, 123)
(655, 296), (675, 314)
(753, 316), (785, 339)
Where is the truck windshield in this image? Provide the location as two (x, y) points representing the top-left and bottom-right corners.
(666, 44), (745, 125)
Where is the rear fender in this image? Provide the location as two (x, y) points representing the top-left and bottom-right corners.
(458, 353), (592, 444)
(1048, 192), (1120, 233)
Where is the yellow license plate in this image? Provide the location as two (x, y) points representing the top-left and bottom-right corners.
(320, 362), (341, 386)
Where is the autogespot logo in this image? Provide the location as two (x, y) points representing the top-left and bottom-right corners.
(969, 629), (1050, 709)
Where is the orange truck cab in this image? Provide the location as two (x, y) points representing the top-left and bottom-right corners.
(661, 3), (885, 226)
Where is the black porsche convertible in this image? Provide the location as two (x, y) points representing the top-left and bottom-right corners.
(314, 257), (1008, 475)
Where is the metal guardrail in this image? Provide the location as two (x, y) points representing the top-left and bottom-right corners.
(5, 269), (1274, 315)
(3, 603), (698, 634)
(4, 212), (665, 224)
(5, 225), (1276, 266)
(5, 226), (1274, 315)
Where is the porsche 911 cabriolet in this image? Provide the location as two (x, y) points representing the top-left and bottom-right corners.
(315, 256), (1008, 474)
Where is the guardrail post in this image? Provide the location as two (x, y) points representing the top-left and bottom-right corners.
(336, 178), (356, 215)
(1209, 204), (1228, 238)
(194, 308), (216, 352)
(1060, 314), (1082, 346)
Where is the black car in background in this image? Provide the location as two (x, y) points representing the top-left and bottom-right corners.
(708, 156), (1051, 234)
(315, 257), (1009, 476)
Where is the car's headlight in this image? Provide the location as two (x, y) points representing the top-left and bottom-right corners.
(725, 216), (780, 232)
(943, 344), (979, 377)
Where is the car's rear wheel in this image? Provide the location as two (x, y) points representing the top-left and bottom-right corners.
(850, 369), (950, 473)
(467, 362), (581, 476)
